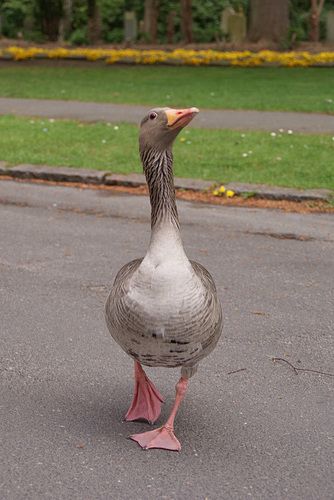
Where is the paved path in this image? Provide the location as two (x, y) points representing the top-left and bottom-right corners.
(1, 97), (334, 133)
(1, 179), (333, 499)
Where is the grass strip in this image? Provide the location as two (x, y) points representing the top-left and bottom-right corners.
(0, 65), (333, 113)
(1, 115), (333, 190)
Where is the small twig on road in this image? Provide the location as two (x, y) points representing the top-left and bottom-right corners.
(227, 368), (247, 375)
(269, 356), (334, 377)
(270, 357), (298, 375)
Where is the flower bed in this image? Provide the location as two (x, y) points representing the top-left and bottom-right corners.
(1, 46), (334, 67)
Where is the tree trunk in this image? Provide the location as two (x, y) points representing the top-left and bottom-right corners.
(143, 0), (160, 44)
(59, 0), (73, 41)
(167, 11), (176, 44)
(248, 0), (289, 43)
(181, 0), (193, 43)
(37, 0), (63, 41)
(310, 0), (326, 42)
(88, 0), (101, 45)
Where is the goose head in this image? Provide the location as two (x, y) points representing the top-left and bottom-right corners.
(139, 107), (199, 155)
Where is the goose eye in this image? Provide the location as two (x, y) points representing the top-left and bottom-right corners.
(149, 112), (157, 120)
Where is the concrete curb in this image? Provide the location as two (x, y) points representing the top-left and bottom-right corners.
(1, 162), (333, 202)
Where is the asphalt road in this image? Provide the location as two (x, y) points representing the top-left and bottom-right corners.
(1, 179), (333, 499)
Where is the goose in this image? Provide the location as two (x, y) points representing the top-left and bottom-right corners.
(105, 107), (223, 451)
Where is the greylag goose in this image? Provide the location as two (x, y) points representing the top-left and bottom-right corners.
(105, 107), (223, 451)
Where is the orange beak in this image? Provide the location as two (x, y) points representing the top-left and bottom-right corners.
(165, 107), (199, 130)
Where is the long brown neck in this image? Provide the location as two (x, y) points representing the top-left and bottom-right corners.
(141, 147), (180, 231)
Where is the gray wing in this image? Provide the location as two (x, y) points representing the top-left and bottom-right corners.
(105, 257), (144, 355)
(106, 257), (143, 327)
(113, 258), (143, 290)
(189, 260), (218, 294)
(189, 259), (223, 348)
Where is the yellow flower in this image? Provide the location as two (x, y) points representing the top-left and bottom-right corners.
(3, 45), (334, 68)
(180, 138), (186, 142)
(226, 190), (235, 198)
(213, 189), (219, 196)
(219, 185), (226, 194)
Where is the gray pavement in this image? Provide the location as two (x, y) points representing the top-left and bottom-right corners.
(1, 178), (333, 499)
(1, 97), (334, 134)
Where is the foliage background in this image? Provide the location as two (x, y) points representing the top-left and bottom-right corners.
(1, 0), (334, 45)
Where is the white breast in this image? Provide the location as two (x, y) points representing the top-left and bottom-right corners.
(125, 256), (203, 322)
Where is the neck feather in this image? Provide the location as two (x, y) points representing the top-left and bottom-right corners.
(141, 147), (180, 231)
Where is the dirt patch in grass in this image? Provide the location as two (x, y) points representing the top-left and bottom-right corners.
(175, 188), (334, 214)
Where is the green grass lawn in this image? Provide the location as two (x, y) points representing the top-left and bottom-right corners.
(0, 64), (333, 113)
(1, 115), (333, 190)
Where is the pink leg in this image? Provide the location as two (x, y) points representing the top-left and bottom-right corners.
(125, 361), (164, 424)
(130, 377), (188, 451)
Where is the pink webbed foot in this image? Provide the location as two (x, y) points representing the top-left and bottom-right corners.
(130, 425), (181, 451)
(125, 362), (164, 424)
(129, 377), (189, 452)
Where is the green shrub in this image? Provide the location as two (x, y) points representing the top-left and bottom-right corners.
(69, 26), (89, 45)
(0, 0), (29, 37)
(102, 26), (124, 43)
(99, 0), (124, 43)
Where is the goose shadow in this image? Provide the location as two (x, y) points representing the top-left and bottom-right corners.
(21, 375), (231, 454)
